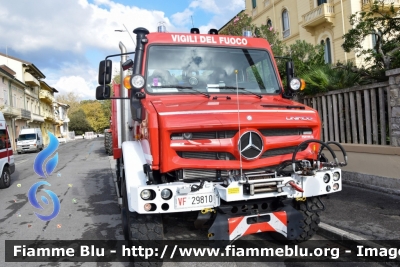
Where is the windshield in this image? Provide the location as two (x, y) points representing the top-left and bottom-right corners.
(145, 45), (281, 95)
(18, 134), (37, 141)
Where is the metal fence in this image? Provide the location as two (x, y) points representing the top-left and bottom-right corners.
(301, 82), (390, 145)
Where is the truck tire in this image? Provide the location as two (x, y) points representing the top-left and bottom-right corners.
(121, 179), (163, 266)
(270, 197), (321, 243)
(0, 166), (11, 189)
(104, 132), (113, 156)
(292, 197), (321, 242)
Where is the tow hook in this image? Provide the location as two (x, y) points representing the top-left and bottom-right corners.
(289, 181), (304, 192)
(201, 208), (215, 214)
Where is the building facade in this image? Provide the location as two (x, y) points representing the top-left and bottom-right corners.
(0, 65), (26, 149)
(39, 81), (57, 146)
(0, 53), (69, 149)
(244, 0), (400, 66)
(53, 101), (70, 138)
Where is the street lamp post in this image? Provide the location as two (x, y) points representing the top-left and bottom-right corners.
(115, 24), (136, 47)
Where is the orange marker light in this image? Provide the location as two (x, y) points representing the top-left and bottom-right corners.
(300, 79), (306, 90)
(123, 76), (132, 89)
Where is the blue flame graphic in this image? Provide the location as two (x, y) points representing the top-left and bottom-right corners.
(33, 132), (59, 177)
(28, 181), (60, 221)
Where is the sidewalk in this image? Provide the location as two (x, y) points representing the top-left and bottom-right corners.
(331, 144), (400, 195)
(319, 183), (400, 247)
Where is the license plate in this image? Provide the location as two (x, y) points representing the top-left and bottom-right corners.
(175, 193), (215, 209)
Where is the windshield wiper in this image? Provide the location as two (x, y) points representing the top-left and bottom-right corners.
(209, 85), (263, 99)
(151, 85), (210, 98)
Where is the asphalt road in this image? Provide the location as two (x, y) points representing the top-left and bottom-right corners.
(0, 138), (390, 267)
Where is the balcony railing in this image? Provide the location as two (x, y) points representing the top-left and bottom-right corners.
(363, 0), (399, 5)
(43, 111), (55, 121)
(21, 109), (31, 120)
(302, 3), (335, 32)
(39, 90), (55, 103)
(32, 113), (45, 122)
(362, 0), (400, 10)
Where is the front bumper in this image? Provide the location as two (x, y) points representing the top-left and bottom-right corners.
(208, 204), (304, 242)
(128, 168), (342, 214)
(16, 145), (38, 152)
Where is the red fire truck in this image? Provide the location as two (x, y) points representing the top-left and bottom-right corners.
(96, 26), (347, 245)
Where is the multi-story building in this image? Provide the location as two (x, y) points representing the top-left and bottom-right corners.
(239, 0), (400, 66)
(0, 65), (26, 149)
(53, 101), (70, 138)
(0, 52), (45, 148)
(0, 53), (72, 148)
(39, 81), (57, 146)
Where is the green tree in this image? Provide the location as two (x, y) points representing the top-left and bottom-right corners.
(69, 109), (92, 135)
(300, 61), (362, 95)
(286, 40), (325, 75)
(220, 12), (285, 57)
(342, 0), (400, 79)
(56, 92), (81, 115)
(80, 100), (110, 133)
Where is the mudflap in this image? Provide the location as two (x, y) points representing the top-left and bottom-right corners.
(207, 204), (303, 246)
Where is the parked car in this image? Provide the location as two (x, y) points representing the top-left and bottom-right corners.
(16, 128), (44, 154)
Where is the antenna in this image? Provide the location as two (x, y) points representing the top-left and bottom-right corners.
(235, 69), (244, 180)
(191, 16), (194, 28)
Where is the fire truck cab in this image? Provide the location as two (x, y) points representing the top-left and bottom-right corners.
(96, 26), (347, 246)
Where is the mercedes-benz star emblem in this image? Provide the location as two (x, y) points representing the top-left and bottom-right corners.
(238, 131), (263, 159)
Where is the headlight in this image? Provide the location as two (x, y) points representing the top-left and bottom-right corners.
(131, 75), (145, 89)
(289, 78), (306, 91)
(333, 183), (339, 191)
(161, 189), (172, 200)
(326, 185), (331, 192)
(289, 78), (301, 90)
(333, 172), (340, 181)
(140, 189), (151, 200)
(323, 174), (330, 183)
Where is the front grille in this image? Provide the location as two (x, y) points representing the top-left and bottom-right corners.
(182, 169), (229, 180)
(177, 151), (235, 160)
(259, 128), (312, 136)
(171, 130), (237, 140)
(261, 145), (307, 158)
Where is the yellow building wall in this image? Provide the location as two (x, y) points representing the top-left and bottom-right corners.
(245, 0), (371, 65)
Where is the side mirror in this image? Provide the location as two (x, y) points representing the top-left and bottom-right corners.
(15, 138), (18, 142)
(96, 85), (111, 100)
(98, 60), (112, 85)
(122, 59), (134, 71)
(286, 61), (294, 91)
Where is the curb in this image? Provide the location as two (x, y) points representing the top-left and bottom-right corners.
(342, 171), (400, 196)
(318, 222), (400, 265)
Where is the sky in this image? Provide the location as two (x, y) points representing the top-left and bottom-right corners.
(0, 0), (245, 99)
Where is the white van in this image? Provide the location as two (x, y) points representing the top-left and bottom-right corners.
(0, 112), (15, 188)
(16, 128), (44, 154)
